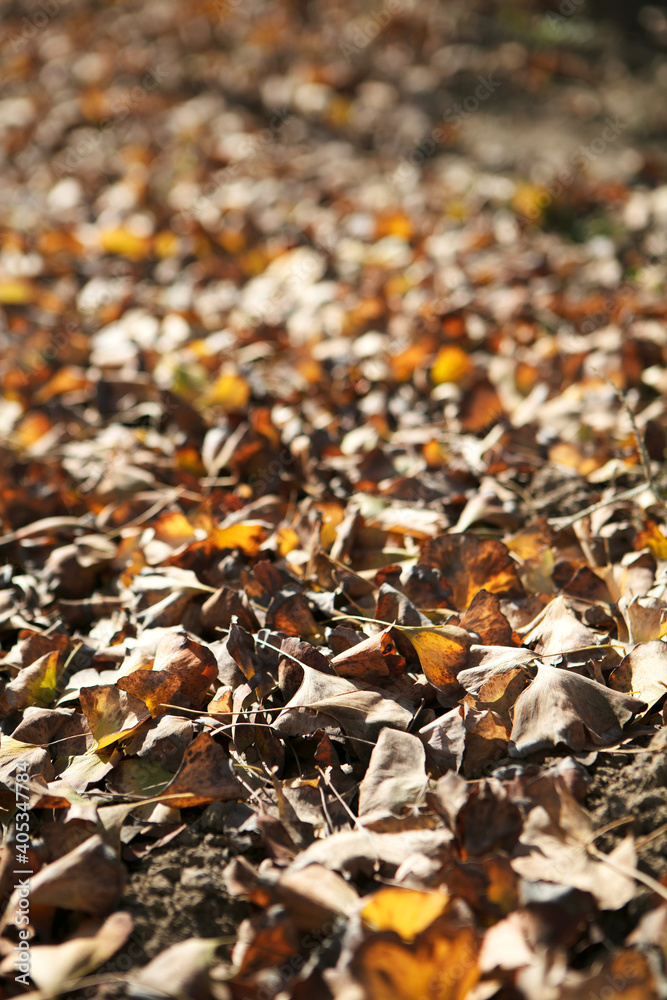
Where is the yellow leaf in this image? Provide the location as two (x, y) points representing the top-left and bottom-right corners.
(34, 366), (89, 403)
(16, 412), (52, 447)
(361, 888), (450, 941)
(212, 521), (266, 556)
(99, 228), (151, 260)
(202, 372), (250, 412)
(512, 183), (550, 223)
(352, 922), (479, 1000)
(154, 230), (180, 258)
(277, 527), (300, 556)
(79, 686), (150, 752)
(0, 279), (33, 304)
(2, 651), (61, 713)
(328, 94), (352, 125)
(390, 342), (431, 382)
(153, 512), (196, 547)
(396, 624), (472, 691)
(431, 345), (473, 386)
(218, 229), (246, 254)
(636, 521), (667, 561)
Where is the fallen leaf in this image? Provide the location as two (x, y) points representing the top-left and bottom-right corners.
(511, 782), (638, 910)
(331, 626), (406, 683)
(21, 912), (133, 992)
(275, 664), (414, 743)
(2, 835), (125, 922)
(118, 629), (218, 714)
(350, 916), (479, 1000)
(158, 732), (246, 808)
(609, 639), (667, 710)
(509, 663), (647, 756)
(358, 729), (428, 820)
(460, 589), (513, 646)
(132, 937), (222, 1000)
(420, 534), (524, 610)
(79, 686), (151, 752)
(522, 595), (599, 655)
(0, 650), (62, 715)
(397, 623), (473, 697)
(361, 887), (450, 940)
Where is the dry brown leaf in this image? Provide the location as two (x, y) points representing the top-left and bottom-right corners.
(460, 589), (513, 646)
(609, 639), (667, 710)
(462, 706), (511, 778)
(274, 864), (359, 930)
(331, 625), (406, 683)
(511, 783), (638, 910)
(16, 912), (133, 992)
(2, 835), (125, 924)
(358, 729), (428, 820)
(616, 595), (667, 644)
(420, 707), (466, 774)
(274, 664), (414, 743)
(375, 583), (430, 627)
(132, 937), (222, 1000)
(522, 595), (599, 655)
(420, 533), (524, 610)
(290, 827), (455, 878)
(158, 732), (246, 808)
(118, 629), (218, 715)
(509, 663), (647, 756)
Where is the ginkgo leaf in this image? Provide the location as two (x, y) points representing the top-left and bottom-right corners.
(118, 630), (218, 715)
(331, 625), (406, 682)
(275, 664), (414, 742)
(358, 729), (428, 819)
(4, 835), (125, 919)
(616, 595), (667, 644)
(79, 686), (151, 752)
(396, 624), (473, 694)
(609, 639), (667, 710)
(350, 918), (480, 1000)
(509, 664), (647, 756)
(131, 937), (223, 1000)
(419, 534), (524, 610)
(0, 650), (61, 715)
(158, 732), (246, 808)
(361, 888), (450, 940)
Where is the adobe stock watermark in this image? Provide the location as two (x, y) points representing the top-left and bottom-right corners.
(8, 0), (70, 52)
(340, 0), (402, 62)
(517, 115), (627, 221)
(13, 762), (32, 988)
(390, 74), (501, 187)
(51, 66), (170, 177)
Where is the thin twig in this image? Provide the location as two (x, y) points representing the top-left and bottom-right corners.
(548, 483), (647, 531)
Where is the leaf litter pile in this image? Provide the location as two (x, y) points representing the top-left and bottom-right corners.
(5, 0), (667, 997)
